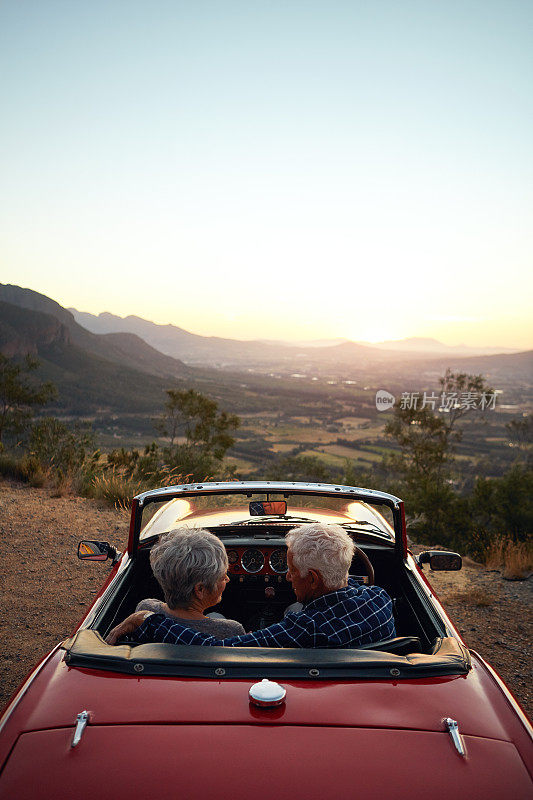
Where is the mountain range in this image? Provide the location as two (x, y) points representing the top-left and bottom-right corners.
(363, 336), (518, 356)
(1, 284), (531, 421)
(70, 308), (519, 363)
(0, 285), (194, 416)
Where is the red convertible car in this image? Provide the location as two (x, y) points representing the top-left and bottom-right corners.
(0, 481), (532, 799)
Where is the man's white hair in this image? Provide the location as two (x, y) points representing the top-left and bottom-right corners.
(286, 523), (355, 590)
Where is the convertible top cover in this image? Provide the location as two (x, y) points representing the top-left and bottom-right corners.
(62, 630), (470, 680)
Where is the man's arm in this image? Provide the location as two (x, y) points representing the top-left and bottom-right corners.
(106, 610), (154, 644)
(130, 611), (317, 648)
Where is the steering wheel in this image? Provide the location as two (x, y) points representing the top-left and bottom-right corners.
(352, 545), (374, 586)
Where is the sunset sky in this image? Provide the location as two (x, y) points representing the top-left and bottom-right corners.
(1, 1), (532, 348)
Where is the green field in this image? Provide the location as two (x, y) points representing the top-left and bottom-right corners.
(298, 448), (383, 467)
(225, 456), (257, 473)
(270, 442), (300, 453)
(261, 424), (340, 444)
(322, 444), (385, 461)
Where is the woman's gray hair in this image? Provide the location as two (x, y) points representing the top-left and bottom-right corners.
(286, 523), (355, 590)
(149, 528), (228, 609)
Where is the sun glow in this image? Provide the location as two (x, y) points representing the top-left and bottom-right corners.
(358, 326), (400, 344)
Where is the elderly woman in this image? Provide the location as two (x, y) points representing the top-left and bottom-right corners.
(132, 528), (244, 638)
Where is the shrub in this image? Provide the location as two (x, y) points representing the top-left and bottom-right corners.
(91, 468), (146, 510)
(91, 465), (192, 509)
(30, 418), (95, 476)
(0, 453), (25, 480)
(0, 453), (45, 486)
(470, 465), (533, 544)
(26, 417), (101, 496)
(483, 537), (533, 580)
(264, 454), (336, 483)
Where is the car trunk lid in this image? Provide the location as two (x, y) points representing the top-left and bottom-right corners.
(1, 724), (531, 800)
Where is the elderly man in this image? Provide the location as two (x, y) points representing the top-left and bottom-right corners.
(107, 523), (395, 648)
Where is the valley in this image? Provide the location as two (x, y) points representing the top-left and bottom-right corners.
(0, 283), (531, 482)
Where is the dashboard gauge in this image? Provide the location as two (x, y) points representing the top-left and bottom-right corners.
(226, 549), (239, 565)
(241, 548), (265, 574)
(269, 549), (288, 574)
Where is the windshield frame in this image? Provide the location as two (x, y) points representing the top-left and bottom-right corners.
(128, 481), (407, 559)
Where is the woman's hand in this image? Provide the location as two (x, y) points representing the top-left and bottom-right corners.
(105, 611), (153, 644)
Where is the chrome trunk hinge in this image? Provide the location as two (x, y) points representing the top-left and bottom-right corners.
(71, 710), (89, 748)
(444, 717), (466, 756)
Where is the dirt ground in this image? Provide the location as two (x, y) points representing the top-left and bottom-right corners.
(1, 478), (531, 720)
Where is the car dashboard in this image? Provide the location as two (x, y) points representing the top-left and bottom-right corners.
(225, 544), (288, 577)
(208, 536), (294, 631)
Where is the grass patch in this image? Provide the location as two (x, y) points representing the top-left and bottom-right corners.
(91, 469), (146, 509)
(263, 425), (339, 444)
(298, 449), (347, 467)
(323, 446), (382, 463)
(336, 417), (372, 426)
(0, 454), (46, 486)
(444, 588), (496, 607)
(483, 538), (533, 580)
(270, 443), (298, 453)
(225, 456), (256, 474)
(323, 444), (362, 458)
(90, 464), (195, 509)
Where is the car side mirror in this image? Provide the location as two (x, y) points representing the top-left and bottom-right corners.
(78, 540), (121, 565)
(417, 550), (462, 571)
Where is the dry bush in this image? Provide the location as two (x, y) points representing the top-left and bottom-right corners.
(501, 541), (533, 581)
(484, 538), (506, 570)
(0, 454), (45, 486)
(483, 538), (533, 581)
(49, 470), (76, 498)
(91, 466), (193, 509)
(92, 468), (146, 509)
(157, 466), (193, 487)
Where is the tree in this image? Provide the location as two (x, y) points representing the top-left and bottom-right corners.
(0, 354), (56, 448)
(470, 464), (533, 547)
(438, 369), (489, 436)
(384, 370), (491, 543)
(29, 417), (95, 476)
(342, 459), (376, 490)
(155, 388), (240, 479)
(506, 414), (532, 466)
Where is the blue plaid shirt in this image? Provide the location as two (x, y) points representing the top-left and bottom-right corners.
(130, 579), (395, 648)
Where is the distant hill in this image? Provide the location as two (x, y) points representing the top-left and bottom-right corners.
(70, 308), (385, 365)
(366, 336), (518, 356)
(71, 307), (522, 366)
(0, 284), (190, 380)
(0, 300), (175, 414)
(412, 349), (533, 381)
(0, 300), (70, 358)
(257, 337), (350, 348)
(0, 285), (206, 417)
(70, 308), (318, 365)
(2, 285), (530, 403)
